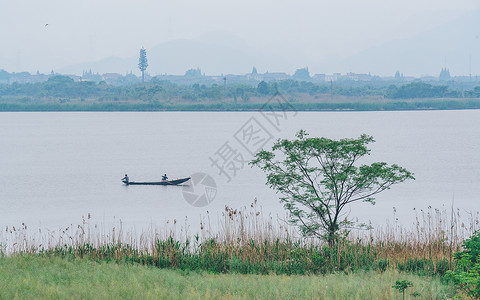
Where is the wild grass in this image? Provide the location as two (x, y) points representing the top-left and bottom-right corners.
(0, 203), (478, 277)
(0, 255), (452, 300)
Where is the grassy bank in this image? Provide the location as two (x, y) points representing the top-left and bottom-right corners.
(31, 236), (454, 277)
(1, 205), (477, 298)
(2, 205), (477, 278)
(0, 255), (452, 299)
(1, 98), (480, 111)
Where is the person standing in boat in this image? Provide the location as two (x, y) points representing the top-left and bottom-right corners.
(122, 174), (129, 183)
(162, 174), (168, 181)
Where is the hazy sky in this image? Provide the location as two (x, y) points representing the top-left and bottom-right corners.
(1, 0), (479, 75)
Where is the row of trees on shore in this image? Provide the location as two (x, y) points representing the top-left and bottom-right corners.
(1, 75), (480, 102)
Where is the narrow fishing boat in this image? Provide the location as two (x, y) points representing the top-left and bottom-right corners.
(122, 177), (190, 186)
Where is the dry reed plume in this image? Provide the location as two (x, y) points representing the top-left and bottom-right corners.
(1, 201), (478, 275)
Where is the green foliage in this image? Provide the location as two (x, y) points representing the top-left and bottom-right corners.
(386, 81), (459, 99)
(445, 230), (480, 298)
(1, 72), (480, 112)
(392, 280), (413, 300)
(378, 259), (389, 272)
(138, 47), (148, 82)
(467, 86), (480, 97)
(3, 98), (480, 112)
(436, 259), (450, 277)
(0, 256), (452, 300)
(398, 258), (434, 275)
(395, 258), (449, 277)
(47, 75), (74, 84)
(32, 237), (452, 276)
(257, 81), (269, 95)
(412, 291), (422, 297)
(0, 69), (9, 81)
(250, 131), (414, 245)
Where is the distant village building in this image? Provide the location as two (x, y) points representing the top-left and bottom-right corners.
(261, 72), (288, 81)
(246, 74), (263, 81)
(82, 70), (102, 82)
(394, 71), (404, 81)
(312, 74), (326, 82)
(184, 68), (203, 78)
(325, 73), (341, 82)
(8, 72), (33, 84)
(293, 67), (310, 80)
(246, 66), (264, 81)
(6, 72), (51, 84)
(439, 68), (451, 81)
(224, 74), (246, 81)
(102, 73), (123, 81)
(0, 67), (477, 87)
(345, 72), (371, 81)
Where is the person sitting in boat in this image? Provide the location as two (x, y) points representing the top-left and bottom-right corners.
(162, 174), (168, 181)
(122, 174), (129, 183)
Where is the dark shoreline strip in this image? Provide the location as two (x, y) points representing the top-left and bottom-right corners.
(2, 100), (480, 112)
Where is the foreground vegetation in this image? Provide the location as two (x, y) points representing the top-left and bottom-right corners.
(1, 205), (479, 298)
(1, 206), (472, 275)
(0, 256), (452, 299)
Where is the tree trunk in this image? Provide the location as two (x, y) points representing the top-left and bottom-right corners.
(327, 227), (336, 247)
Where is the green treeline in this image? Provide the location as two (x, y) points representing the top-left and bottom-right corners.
(386, 82), (480, 98)
(1, 75), (480, 111)
(2, 75), (479, 100)
(0, 76), (386, 101)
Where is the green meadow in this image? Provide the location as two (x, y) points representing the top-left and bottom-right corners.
(1, 205), (477, 299)
(0, 255), (452, 300)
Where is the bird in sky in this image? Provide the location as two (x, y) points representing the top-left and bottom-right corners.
(45, 23), (49, 27)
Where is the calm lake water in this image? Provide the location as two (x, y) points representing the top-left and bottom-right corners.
(0, 111), (479, 233)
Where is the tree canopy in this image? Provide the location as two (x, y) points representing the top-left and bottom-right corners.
(250, 131), (414, 245)
(138, 47), (149, 82)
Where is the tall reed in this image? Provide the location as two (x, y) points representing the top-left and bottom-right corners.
(1, 202), (478, 276)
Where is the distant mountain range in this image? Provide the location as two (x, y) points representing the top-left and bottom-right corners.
(317, 9), (480, 76)
(59, 10), (480, 77)
(59, 31), (296, 76)
(0, 55), (16, 72)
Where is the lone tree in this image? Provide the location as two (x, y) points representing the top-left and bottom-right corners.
(138, 47), (148, 82)
(250, 130), (414, 245)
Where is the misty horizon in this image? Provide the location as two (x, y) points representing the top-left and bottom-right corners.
(1, 1), (479, 77)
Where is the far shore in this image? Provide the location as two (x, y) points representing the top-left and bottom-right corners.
(2, 97), (480, 112)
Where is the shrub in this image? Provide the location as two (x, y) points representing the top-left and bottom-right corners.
(445, 230), (480, 298)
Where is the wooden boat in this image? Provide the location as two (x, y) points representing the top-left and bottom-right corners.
(122, 177), (191, 186)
